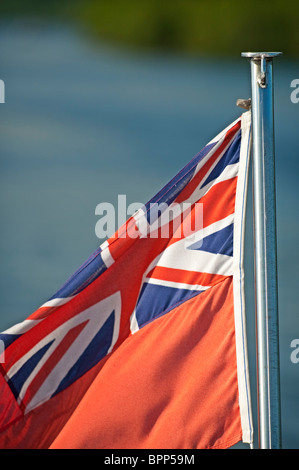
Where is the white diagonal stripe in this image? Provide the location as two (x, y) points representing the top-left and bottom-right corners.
(156, 248), (233, 276)
(143, 213), (234, 279)
(191, 132), (226, 180)
(2, 319), (42, 336)
(41, 297), (74, 308)
(186, 161), (239, 208)
(100, 246), (115, 268)
(6, 292), (121, 411)
(144, 277), (210, 292)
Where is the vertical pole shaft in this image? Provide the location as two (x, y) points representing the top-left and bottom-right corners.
(241, 52), (282, 449)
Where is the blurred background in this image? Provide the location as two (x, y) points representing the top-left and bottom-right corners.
(0, 0), (298, 449)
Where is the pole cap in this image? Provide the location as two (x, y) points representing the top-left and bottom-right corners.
(241, 52), (282, 60)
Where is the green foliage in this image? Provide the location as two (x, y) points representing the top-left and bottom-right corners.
(1, 0), (298, 57)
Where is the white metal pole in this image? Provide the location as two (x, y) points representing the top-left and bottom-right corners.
(241, 52), (282, 449)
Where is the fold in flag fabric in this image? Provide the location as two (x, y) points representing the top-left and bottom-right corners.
(0, 111), (253, 449)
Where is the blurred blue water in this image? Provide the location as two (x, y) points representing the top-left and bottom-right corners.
(0, 19), (298, 449)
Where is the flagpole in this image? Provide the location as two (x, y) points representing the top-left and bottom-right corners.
(241, 52), (282, 449)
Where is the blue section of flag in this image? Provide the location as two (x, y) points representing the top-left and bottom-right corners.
(48, 246), (107, 300)
(136, 283), (202, 328)
(201, 130), (241, 187)
(0, 333), (21, 349)
(53, 311), (115, 397)
(8, 340), (55, 400)
(144, 142), (215, 224)
(188, 223), (234, 256)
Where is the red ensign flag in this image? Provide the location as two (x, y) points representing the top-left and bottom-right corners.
(0, 112), (253, 449)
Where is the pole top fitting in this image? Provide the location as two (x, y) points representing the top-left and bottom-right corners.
(241, 52), (282, 60)
(241, 52), (282, 89)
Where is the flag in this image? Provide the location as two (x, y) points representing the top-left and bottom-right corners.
(0, 111), (253, 449)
